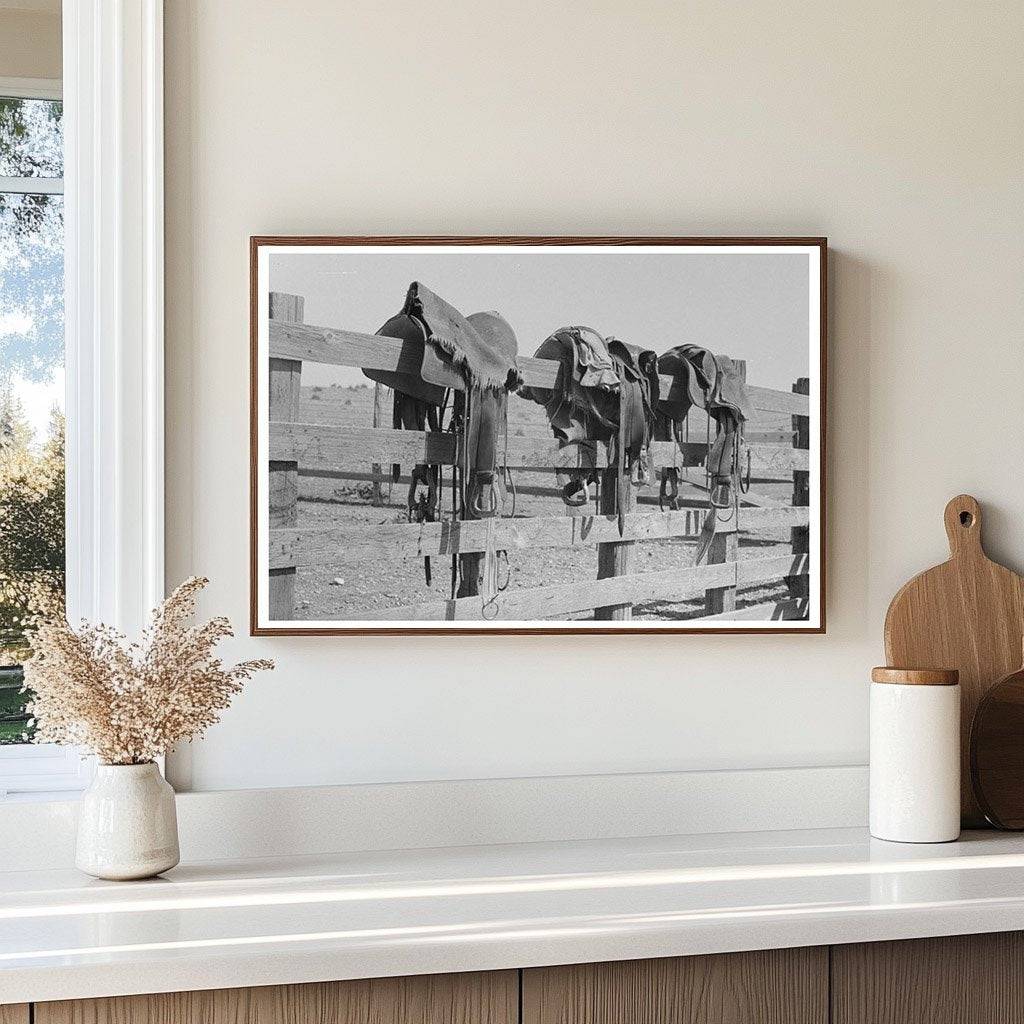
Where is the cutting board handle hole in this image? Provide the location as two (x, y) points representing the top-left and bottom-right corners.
(944, 495), (982, 555)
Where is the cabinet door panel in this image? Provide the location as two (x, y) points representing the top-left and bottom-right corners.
(0, 1006), (29, 1024)
(523, 948), (828, 1024)
(832, 932), (1024, 1024)
(35, 971), (517, 1024)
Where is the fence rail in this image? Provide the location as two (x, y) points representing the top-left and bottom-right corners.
(339, 553), (809, 622)
(269, 320), (811, 417)
(268, 421), (810, 476)
(263, 293), (812, 624)
(270, 505), (810, 569)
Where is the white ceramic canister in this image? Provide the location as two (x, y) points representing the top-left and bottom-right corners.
(869, 667), (961, 843)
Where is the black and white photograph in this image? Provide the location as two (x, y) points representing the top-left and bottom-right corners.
(251, 238), (825, 634)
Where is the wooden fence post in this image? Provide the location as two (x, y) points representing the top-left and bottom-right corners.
(371, 382), (385, 506)
(704, 360), (746, 616)
(268, 292), (303, 621)
(786, 376), (811, 601)
(594, 467), (635, 620)
(704, 521), (738, 615)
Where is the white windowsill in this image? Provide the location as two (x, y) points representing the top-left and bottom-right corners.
(0, 744), (94, 799)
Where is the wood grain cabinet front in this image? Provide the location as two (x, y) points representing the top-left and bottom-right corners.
(832, 932), (1024, 1024)
(26, 932), (1024, 1024)
(33, 971), (518, 1024)
(522, 947), (828, 1024)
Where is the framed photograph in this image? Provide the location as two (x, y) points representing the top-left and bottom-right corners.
(250, 237), (826, 635)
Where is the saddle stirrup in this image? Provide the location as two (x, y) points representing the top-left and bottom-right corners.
(469, 473), (501, 517)
(563, 479), (591, 507)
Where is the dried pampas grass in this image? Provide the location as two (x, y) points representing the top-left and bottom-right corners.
(23, 576), (273, 765)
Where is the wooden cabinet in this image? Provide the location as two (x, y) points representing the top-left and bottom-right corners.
(522, 948), (827, 1024)
(22, 932), (1024, 1024)
(832, 932), (1024, 1024)
(34, 971), (517, 1024)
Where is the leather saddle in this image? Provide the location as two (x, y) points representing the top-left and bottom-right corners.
(522, 326), (659, 535)
(656, 343), (753, 560)
(364, 282), (521, 596)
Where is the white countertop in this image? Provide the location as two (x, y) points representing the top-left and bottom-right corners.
(4, 826), (1024, 1004)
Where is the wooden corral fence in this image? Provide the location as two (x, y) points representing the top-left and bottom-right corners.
(265, 292), (811, 624)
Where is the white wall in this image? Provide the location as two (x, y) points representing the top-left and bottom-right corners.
(164, 0), (1024, 792)
(0, 5), (61, 80)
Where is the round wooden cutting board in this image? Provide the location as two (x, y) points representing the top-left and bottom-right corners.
(970, 659), (1024, 829)
(884, 494), (1024, 826)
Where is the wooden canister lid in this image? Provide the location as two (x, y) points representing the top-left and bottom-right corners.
(871, 667), (960, 686)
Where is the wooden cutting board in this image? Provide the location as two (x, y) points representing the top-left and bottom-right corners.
(884, 494), (1024, 826)
(970, 655), (1024, 829)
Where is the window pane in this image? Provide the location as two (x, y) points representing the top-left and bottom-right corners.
(0, 192), (63, 377)
(0, 665), (30, 743)
(0, 189), (65, 744)
(0, 98), (63, 179)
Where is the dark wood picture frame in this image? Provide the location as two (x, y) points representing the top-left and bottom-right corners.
(250, 236), (827, 636)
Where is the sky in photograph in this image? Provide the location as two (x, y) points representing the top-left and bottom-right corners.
(269, 249), (812, 392)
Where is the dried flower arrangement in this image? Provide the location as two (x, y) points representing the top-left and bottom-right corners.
(23, 577), (273, 765)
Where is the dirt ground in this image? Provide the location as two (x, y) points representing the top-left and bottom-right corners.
(290, 384), (799, 622)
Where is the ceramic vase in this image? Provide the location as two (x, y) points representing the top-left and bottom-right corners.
(76, 762), (180, 880)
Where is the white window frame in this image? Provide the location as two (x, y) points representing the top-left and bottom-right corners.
(0, 0), (165, 799)
(0, 77), (62, 101)
(0, 77), (64, 195)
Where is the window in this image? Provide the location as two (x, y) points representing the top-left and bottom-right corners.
(0, 80), (85, 797)
(0, 6), (166, 798)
